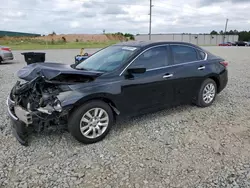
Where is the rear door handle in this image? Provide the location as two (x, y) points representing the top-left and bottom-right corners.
(163, 74), (173, 78)
(198, 66), (205, 70)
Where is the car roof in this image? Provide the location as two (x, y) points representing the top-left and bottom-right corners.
(113, 40), (202, 49)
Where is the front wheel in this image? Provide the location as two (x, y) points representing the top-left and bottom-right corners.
(196, 78), (217, 107)
(68, 100), (114, 144)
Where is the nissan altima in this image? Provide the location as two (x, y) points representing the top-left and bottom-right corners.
(6, 41), (228, 146)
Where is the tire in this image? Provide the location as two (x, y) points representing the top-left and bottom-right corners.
(196, 78), (217, 107)
(68, 100), (114, 144)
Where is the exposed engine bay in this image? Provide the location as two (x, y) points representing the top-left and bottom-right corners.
(9, 76), (72, 137)
(13, 77), (62, 114)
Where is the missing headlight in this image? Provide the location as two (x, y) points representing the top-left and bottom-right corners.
(17, 78), (28, 85)
(53, 99), (62, 112)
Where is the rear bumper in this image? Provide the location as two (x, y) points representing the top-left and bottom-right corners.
(218, 69), (228, 93)
(6, 95), (29, 146)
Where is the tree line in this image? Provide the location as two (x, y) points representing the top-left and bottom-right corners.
(210, 30), (250, 41)
(114, 32), (135, 40)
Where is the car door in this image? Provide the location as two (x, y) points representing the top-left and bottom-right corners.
(167, 44), (210, 104)
(119, 45), (175, 115)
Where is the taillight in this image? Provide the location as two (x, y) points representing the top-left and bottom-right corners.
(1, 47), (11, 52)
(220, 61), (228, 67)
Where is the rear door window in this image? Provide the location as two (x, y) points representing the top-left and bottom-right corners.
(170, 45), (202, 64)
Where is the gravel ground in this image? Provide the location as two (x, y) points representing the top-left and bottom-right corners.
(0, 47), (250, 188)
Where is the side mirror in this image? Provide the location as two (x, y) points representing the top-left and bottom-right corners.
(127, 67), (146, 74)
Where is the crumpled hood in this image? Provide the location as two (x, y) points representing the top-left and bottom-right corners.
(17, 62), (103, 81)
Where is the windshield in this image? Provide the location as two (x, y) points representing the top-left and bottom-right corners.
(75, 45), (139, 72)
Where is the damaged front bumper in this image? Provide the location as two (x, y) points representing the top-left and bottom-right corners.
(6, 94), (30, 146)
(6, 93), (71, 146)
(6, 75), (89, 146)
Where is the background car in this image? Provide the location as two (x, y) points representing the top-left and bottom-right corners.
(7, 41), (228, 146)
(0, 46), (14, 63)
(218, 42), (232, 46)
(245, 41), (250, 46)
(234, 41), (248, 46)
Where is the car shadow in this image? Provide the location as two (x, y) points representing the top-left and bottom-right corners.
(24, 102), (215, 147)
(23, 105), (192, 146)
(0, 61), (18, 65)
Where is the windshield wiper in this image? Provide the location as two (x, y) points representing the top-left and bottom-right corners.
(75, 67), (89, 71)
(75, 67), (105, 72)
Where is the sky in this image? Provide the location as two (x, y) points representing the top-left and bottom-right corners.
(1, 0), (250, 35)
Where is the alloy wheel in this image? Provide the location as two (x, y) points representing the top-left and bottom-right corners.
(202, 83), (216, 104)
(80, 108), (109, 139)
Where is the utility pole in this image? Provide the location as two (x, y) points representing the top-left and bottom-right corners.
(223, 18), (228, 43)
(149, 0), (152, 40)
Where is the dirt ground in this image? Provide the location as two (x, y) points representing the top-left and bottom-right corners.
(36, 34), (126, 42)
(1, 34), (127, 43)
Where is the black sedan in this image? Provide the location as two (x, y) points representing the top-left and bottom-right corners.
(234, 41), (248, 46)
(6, 41), (228, 146)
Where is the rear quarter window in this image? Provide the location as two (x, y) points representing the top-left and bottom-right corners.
(198, 50), (206, 60)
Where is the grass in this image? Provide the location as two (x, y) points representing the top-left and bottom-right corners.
(0, 40), (120, 50)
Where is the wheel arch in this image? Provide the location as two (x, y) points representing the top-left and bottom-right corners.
(68, 94), (120, 119)
(208, 75), (220, 93)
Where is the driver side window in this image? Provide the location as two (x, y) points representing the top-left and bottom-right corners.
(130, 46), (168, 70)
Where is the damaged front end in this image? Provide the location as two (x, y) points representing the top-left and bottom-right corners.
(6, 76), (72, 146)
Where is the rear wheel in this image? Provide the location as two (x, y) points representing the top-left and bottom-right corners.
(196, 78), (217, 107)
(68, 100), (114, 144)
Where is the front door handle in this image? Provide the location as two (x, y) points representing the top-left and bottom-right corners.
(163, 74), (173, 78)
(198, 66), (205, 70)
